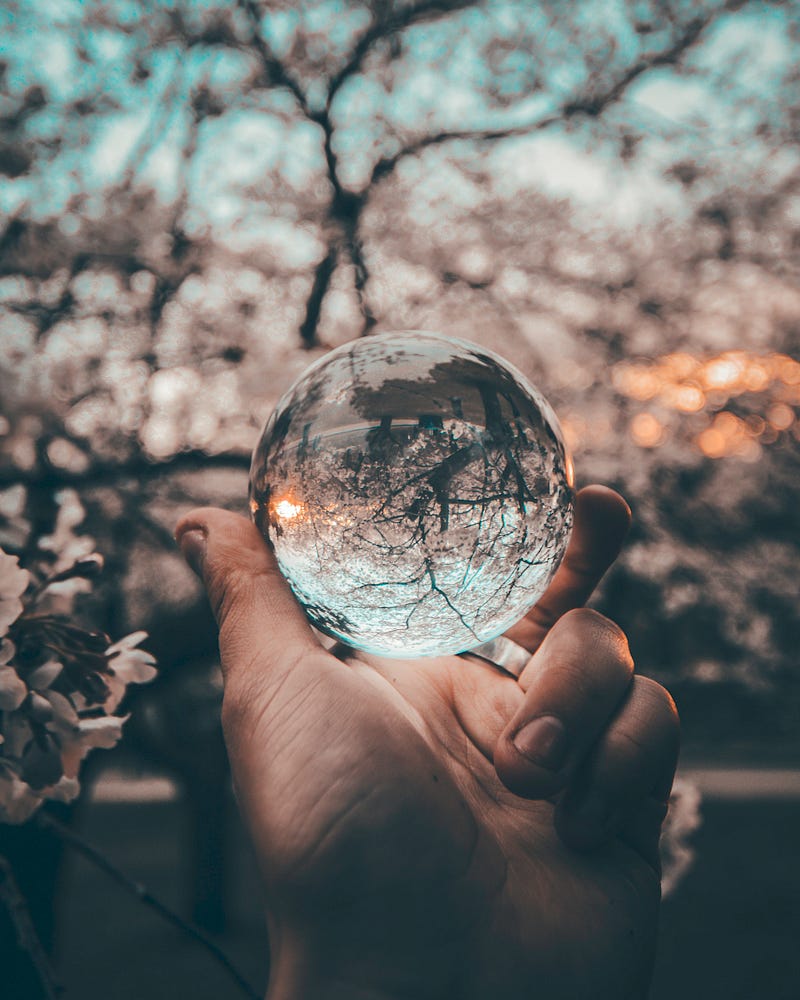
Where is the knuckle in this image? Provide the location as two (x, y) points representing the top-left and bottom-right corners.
(557, 608), (634, 684)
(603, 725), (650, 762)
(627, 676), (681, 756)
(633, 676), (680, 729)
(562, 607), (629, 648)
(212, 565), (252, 628)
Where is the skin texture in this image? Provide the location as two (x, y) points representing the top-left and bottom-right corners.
(175, 486), (679, 1000)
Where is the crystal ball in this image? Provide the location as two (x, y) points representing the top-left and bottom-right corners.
(249, 331), (574, 658)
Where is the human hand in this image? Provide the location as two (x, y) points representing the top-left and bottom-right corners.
(176, 486), (679, 1000)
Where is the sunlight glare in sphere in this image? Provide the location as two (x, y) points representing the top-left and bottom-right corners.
(275, 498), (303, 520)
(249, 331), (574, 658)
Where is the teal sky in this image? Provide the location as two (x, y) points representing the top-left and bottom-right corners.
(1, 0), (797, 253)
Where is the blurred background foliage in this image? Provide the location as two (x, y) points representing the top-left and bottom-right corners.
(0, 0), (798, 777)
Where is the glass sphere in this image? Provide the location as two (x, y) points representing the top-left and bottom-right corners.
(249, 331), (574, 658)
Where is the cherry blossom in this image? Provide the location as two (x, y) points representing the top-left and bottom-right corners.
(0, 550), (29, 634)
(0, 543), (157, 824)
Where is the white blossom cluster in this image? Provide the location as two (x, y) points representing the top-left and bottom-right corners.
(0, 492), (157, 824)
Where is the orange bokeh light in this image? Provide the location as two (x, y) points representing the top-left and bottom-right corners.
(612, 350), (797, 457)
(768, 402), (794, 431)
(630, 412), (665, 447)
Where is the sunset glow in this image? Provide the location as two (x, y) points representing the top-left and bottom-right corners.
(611, 351), (799, 458)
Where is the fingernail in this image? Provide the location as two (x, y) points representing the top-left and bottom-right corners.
(178, 528), (207, 577)
(512, 715), (568, 771)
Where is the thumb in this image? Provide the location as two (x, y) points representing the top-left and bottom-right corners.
(175, 506), (324, 699)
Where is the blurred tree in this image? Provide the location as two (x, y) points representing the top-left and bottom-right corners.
(0, 0), (798, 762)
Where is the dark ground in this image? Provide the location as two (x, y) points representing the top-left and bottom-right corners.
(32, 777), (799, 1000)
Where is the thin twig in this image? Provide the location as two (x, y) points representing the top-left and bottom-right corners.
(36, 812), (260, 1000)
(0, 852), (63, 999)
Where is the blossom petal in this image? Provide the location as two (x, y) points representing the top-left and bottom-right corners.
(76, 715), (127, 750)
(43, 775), (81, 805)
(0, 549), (30, 599)
(0, 771), (42, 824)
(28, 659), (64, 690)
(0, 665), (27, 711)
(103, 632), (157, 712)
(105, 630), (151, 655)
(0, 550), (29, 634)
(43, 689), (80, 729)
(59, 715), (128, 777)
(111, 655), (158, 685)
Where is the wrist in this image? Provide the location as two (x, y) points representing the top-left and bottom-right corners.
(263, 926), (454, 1000)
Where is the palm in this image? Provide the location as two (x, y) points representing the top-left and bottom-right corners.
(236, 649), (659, 1000)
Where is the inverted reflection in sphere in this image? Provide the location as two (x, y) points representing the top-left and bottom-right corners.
(249, 331), (574, 658)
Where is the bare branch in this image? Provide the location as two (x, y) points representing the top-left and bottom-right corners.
(327, 0), (481, 107)
(368, 8), (723, 188)
(299, 244), (339, 347)
(348, 236), (377, 336)
(118, 55), (185, 190)
(369, 115), (563, 185)
(0, 450), (250, 490)
(37, 813), (260, 1000)
(235, 0), (310, 114)
(0, 855), (62, 1000)
(561, 13), (713, 117)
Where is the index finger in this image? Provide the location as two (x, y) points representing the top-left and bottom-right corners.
(504, 485), (631, 653)
(175, 507), (326, 687)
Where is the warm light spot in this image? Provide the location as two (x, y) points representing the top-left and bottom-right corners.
(714, 411), (741, 435)
(565, 453), (575, 489)
(737, 438), (763, 462)
(275, 498), (303, 519)
(767, 402), (794, 430)
(761, 425), (780, 445)
(612, 366), (660, 400)
(777, 355), (800, 385)
(697, 427), (727, 458)
(702, 355), (744, 390)
(613, 350), (799, 459)
(559, 414), (585, 452)
(630, 412), (665, 448)
(743, 363), (769, 392)
(671, 384), (705, 412)
(695, 410), (765, 460)
(662, 353), (698, 379)
(745, 415), (766, 436)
